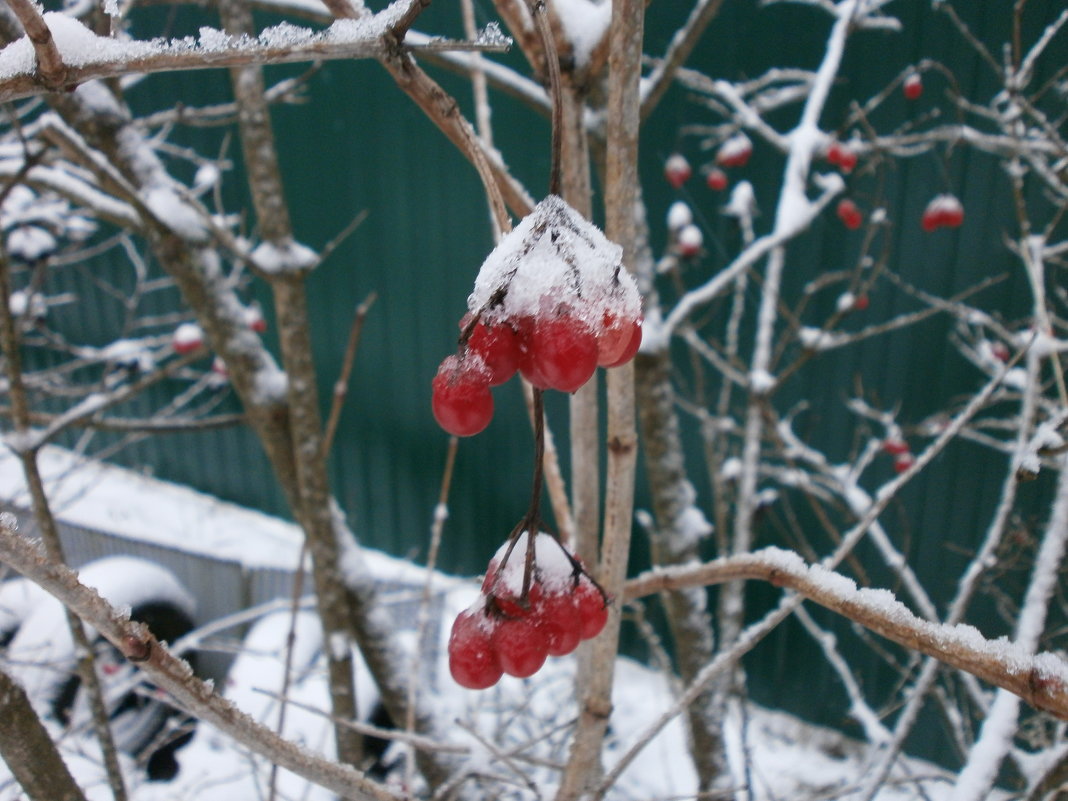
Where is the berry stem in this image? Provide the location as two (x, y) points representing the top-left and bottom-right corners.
(526, 0), (564, 198)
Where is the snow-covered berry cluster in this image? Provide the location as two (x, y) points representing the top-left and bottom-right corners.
(921, 194), (964, 231)
(431, 196), (643, 438)
(447, 532), (609, 690)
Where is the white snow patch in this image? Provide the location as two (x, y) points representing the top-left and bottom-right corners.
(467, 195), (639, 329)
(250, 237), (319, 274)
(552, 0), (611, 68)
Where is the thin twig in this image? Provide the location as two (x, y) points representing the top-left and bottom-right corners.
(322, 290), (378, 460)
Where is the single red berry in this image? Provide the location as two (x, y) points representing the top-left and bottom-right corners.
(705, 167), (728, 191)
(535, 591), (583, 657)
(852, 294), (870, 311)
(893, 453), (915, 474)
(991, 341), (1010, 362)
(836, 199), (863, 230)
(676, 224), (703, 258)
(574, 577), (608, 640)
(431, 355), (494, 437)
(467, 320), (520, 386)
(716, 133), (753, 168)
(903, 72), (923, 100)
(826, 142), (844, 166)
(492, 616), (549, 678)
(837, 147), (857, 173)
(882, 437), (910, 456)
(664, 153), (691, 189)
(172, 323), (204, 355)
(519, 312), (599, 393)
(603, 319), (643, 369)
(244, 305), (267, 333)
(922, 194), (964, 231)
(448, 609), (503, 689)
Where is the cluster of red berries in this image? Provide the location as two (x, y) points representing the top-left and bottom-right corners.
(662, 138), (749, 194)
(448, 532), (609, 689)
(826, 141), (859, 174)
(882, 436), (914, 473)
(432, 196), (643, 438)
(836, 198), (863, 230)
(921, 194), (964, 231)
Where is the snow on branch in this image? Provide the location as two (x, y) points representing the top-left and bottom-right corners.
(0, 8), (511, 103)
(0, 521), (403, 801)
(624, 547), (1068, 720)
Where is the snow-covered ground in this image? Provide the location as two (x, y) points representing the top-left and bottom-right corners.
(0, 445), (986, 800)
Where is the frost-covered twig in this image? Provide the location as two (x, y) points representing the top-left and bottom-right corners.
(624, 547), (1068, 719)
(0, 524), (403, 801)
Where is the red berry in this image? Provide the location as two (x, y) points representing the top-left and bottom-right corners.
(574, 577), (608, 640)
(519, 312), (599, 393)
(882, 437), (909, 456)
(467, 320), (520, 386)
(922, 194), (964, 231)
(597, 312), (634, 367)
(603, 319), (642, 368)
(676, 224), (703, 258)
(705, 167), (728, 191)
(492, 616), (549, 678)
(172, 323), (204, 355)
(664, 153), (691, 189)
(836, 199), (863, 230)
(903, 72), (923, 100)
(852, 294), (870, 311)
(431, 355), (494, 437)
(535, 591), (583, 657)
(448, 609), (503, 689)
(244, 304), (267, 333)
(716, 133), (752, 168)
(991, 342), (1010, 362)
(893, 453), (915, 474)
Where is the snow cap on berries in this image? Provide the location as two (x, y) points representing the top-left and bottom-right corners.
(467, 195), (641, 329)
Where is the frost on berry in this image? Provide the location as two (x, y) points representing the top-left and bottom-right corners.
(450, 530), (610, 688)
(903, 72), (923, 100)
(663, 153), (692, 188)
(716, 133), (753, 168)
(431, 354), (494, 437)
(921, 194), (964, 232)
(466, 196), (643, 389)
(676, 223), (703, 258)
(172, 322), (204, 355)
(466, 319), (520, 386)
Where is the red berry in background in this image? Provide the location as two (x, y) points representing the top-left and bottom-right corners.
(244, 304), (267, 333)
(676, 224), (703, 258)
(852, 294), (870, 311)
(448, 609), (503, 690)
(492, 616), (549, 678)
(431, 355), (494, 437)
(467, 320), (520, 386)
(903, 72), (923, 100)
(519, 312), (599, 393)
(172, 323), (204, 355)
(991, 341), (1010, 362)
(826, 142), (857, 172)
(893, 453), (915, 474)
(882, 437), (910, 456)
(705, 167), (728, 191)
(716, 133), (753, 168)
(574, 577), (608, 640)
(603, 319), (643, 368)
(664, 153), (692, 189)
(921, 194), (964, 231)
(836, 198), (863, 230)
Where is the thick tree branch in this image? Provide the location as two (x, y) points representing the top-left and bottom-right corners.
(624, 548), (1068, 719)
